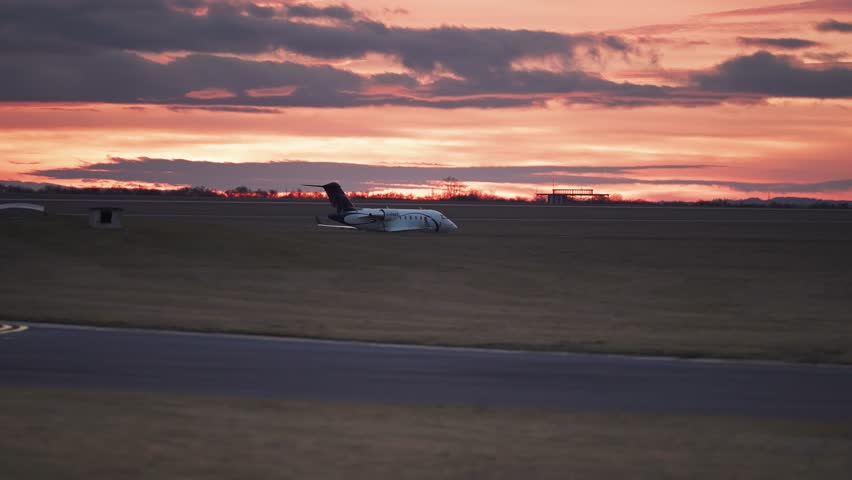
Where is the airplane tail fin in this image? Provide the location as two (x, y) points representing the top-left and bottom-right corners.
(304, 182), (356, 213)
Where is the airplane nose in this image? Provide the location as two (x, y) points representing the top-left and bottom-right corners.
(445, 220), (458, 232)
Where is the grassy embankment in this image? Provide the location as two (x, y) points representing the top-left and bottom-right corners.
(2, 386), (851, 479)
(2, 211), (851, 362)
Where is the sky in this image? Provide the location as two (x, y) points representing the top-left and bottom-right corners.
(1, 0), (852, 200)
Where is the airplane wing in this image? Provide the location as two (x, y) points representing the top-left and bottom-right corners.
(315, 216), (358, 230)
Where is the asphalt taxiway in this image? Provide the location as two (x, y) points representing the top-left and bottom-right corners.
(2, 322), (851, 418)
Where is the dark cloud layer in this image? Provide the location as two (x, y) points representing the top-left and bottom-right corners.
(32, 157), (712, 191)
(1, 1), (851, 109)
(0, 51), (363, 106)
(816, 18), (852, 32)
(0, 0), (623, 70)
(1, 49), (628, 108)
(30, 157), (852, 195)
(692, 51), (852, 98)
(287, 3), (357, 20)
(736, 37), (821, 49)
(0, 0), (671, 108)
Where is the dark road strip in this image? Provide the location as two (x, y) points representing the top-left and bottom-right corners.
(2, 323), (851, 418)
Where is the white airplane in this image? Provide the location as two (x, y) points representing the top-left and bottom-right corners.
(305, 182), (458, 233)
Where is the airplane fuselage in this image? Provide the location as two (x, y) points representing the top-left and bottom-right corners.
(307, 182), (458, 233)
(329, 208), (458, 232)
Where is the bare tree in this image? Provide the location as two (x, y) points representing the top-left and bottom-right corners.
(442, 176), (466, 198)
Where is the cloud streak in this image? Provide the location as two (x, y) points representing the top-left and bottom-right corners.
(692, 51), (852, 98)
(816, 18), (852, 32)
(803, 50), (850, 62)
(30, 157), (709, 190)
(736, 37), (822, 49)
(286, 3), (358, 20)
(28, 157), (852, 195)
(709, 1), (852, 17)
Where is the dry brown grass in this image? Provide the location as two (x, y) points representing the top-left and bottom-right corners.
(1, 386), (851, 480)
(2, 204), (852, 362)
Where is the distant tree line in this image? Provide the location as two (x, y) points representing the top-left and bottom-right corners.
(1, 182), (848, 208)
(0, 184), (220, 197)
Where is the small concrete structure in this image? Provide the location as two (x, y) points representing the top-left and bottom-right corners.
(89, 207), (124, 229)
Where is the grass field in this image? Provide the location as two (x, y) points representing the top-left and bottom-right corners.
(2, 386), (851, 479)
(2, 200), (852, 362)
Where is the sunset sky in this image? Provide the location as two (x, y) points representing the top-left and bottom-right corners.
(2, 0), (852, 200)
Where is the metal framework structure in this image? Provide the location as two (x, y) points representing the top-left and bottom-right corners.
(536, 188), (610, 204)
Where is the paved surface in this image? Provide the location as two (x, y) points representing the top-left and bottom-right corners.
(6, 196), (852, 244)
(2, 323), (851, 418)
(5, 195), (852, 224)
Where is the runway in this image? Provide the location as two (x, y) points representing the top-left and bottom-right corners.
(5, 195), (852, 226)
(2, 323), (851, 418)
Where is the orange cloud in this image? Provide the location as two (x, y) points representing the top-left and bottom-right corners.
(185, 88), (237, 99)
